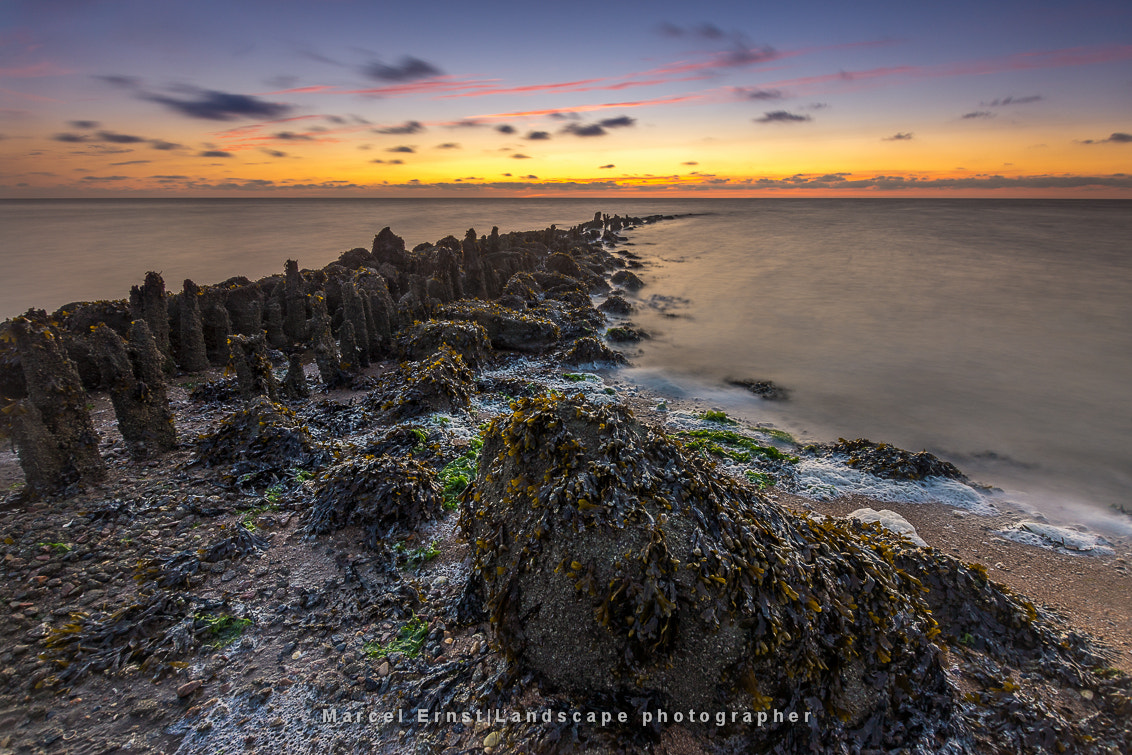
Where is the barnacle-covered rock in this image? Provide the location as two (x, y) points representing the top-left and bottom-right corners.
(438, 300), (560, 353)
(814, 438), (967, 481)
(461, 394), (953, 749)
(561, 336), (627, 366)
(598, 294), (632, 315)
(306, 454), (442, 547)
(366, 345), (473, 420)
(194, 396), (325, 482)
(394, 320), (492, 369)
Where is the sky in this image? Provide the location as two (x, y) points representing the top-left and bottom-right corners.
(1, 0), (1130, 197)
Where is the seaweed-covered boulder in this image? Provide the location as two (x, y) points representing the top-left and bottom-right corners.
(605, 325), (649, 343)
(561, 336), (627, 366)
(306, 454), (443, 548)
(91, 321), (176, 459)
(366, 345), (474, 420)
(438, 300), (559, 353)
(610, 269), (644, 291)
(227, 334), (279, 400)
(195, 396), (325, 483)
(598, 294), (632, 315)
(726, 377), (789, 401)
(461, 395), (953, 749)
(394, 320), (492, 369)
(815, 438), (966, 481)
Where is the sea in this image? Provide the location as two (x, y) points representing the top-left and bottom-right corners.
(2, 198), (1130, 532)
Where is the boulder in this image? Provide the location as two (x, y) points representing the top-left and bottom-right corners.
(194, 396), (325, 483)
(439, 300), (559, 353)
(847, 508), (927, 547)
(460, 395), (953, 748)
(366, 345), (474, 420)
(394, 320), (492, 370)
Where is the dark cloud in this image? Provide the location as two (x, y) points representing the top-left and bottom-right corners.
(362, 56), (442, 82)
(95, 75), (141, 89)
(495, 124), (516, 134)
(525, 131), (550, 140)
(324, 115), (347, 125)
(81, 175), (127, 181)
(68, 120), (99, 129)
(599, 164), (615, 169)
(387, 145), (415, 153)
(883, 132), (914, 141)
(371, 159), (405, 164)
(682, 161), (698, 165)
(262, 149), (287, 157)
(563, 123), (607, 137)
(1079, 132), (1132, 144)
(149, 140), (181, 150)
(144, 89), (292, 121)
(961, 111), (994, 119)
(523, 175), (538, 180)
(984, 95), (1043, 107)
(375, 120), (425, 135)
(511, 153), (531, 159)
(547, 112), (581, 121)
(721, 43), (778, 66)
(97, 130), (146, 143)
(736, 87), (785, 101)
(435, 142), (461, 149)
(199, 150), (232, 158)
(52, 132), (87, 142)
(109, 160), (150, 166)
(599, 116), (635, 128)
(754, 111), (811, 123)
(448, 119), (484, 128)
(273, 131), (312, 140)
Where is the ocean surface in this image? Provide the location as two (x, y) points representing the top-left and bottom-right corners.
(2, 198), (1130, 530)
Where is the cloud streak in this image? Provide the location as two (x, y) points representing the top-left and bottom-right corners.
(143, 88), (293, 121)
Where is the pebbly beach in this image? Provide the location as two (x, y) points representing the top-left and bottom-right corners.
(0, 212), (1130, 754)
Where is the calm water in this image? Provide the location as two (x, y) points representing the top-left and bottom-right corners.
(2, 198), (1130, 527)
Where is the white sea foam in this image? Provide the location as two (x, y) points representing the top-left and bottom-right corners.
(790, 458), (997, 514)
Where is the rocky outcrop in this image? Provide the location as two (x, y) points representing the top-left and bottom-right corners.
(394, 320), (492, 370)
(561, 336), (627, 366)
(177, 280), (211, 372)
(194, 396), (325, 483)
(461, 395), (953, 749)
(438, 300), (559, 353)
(366, 345), (474, 420)
(91, 321), (176, 459)
(227, 334), (279, 400)
(129, 272), (172, 366)
(813, 438), (967, 481)
(6, 315), (106, 494)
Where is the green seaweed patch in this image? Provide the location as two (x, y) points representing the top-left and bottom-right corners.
(744, 469), (773, 489)
(364, 615), (428, 659)
(698, 410), (737, 424)
(438, 436), (483, 510)
(196, 613), (253, 649)
(562, 373), (597, 383)
(676, 428), (799, 464)
(394, 540), (440, 571)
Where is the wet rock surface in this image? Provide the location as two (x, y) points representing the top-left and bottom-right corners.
(811, 438), (969, 481)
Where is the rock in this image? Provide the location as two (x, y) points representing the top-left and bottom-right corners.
(177, 280), (211, 372)
(605, 325), (648, 343)
(561, 337), (627, 366)
(177, 680), (203, 698)
(483, 731), (500, 748)
(461, 394), (951, 745)
(306, 455), (442, 547)
(598, 294), (632, 315)
(847, 508), (928, 547)
(283, 260), (308, 344)
(726, 377), (789, 401)
(817, 438), (967, 481)
(6, 314), (106, 493)
(307, 293), (346, 389)
(610, 270), (644, 290)
(282, 355), (310, 400)
(91, 321), (176, 459)
(394, 320), (492, 370)
(366, 345), (474, 420)
(129, 271), (172, 366)
(439, 300), (559, 353)
(195, 396), (326, 482)
(372, 227), (407, 268)
(227, 334), (279, 400)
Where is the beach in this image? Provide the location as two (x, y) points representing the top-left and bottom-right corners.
(0, 212), (1129, 753)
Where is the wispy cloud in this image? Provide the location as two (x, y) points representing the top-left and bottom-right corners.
(983, 94), (1043, 106)
(144, 88), (293, 121)
(199, 150), (232, 157)
(961, 111), (994, 119)
(882, 132), (914, 141)
(1079, 132), (1132, 144)
(754, 111), (811, 123)
(361, 56), (443, 82)
(374, 120), (425, 134)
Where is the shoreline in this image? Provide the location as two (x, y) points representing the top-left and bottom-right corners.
(1, 212), (1129, 753)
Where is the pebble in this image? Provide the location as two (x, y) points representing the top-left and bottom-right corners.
(176, 680), (203, 698)
(377, 662), (391, 677)
(483, 731), (500, 748)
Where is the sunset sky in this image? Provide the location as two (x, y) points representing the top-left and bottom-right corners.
(2, 0), (1130, 197)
